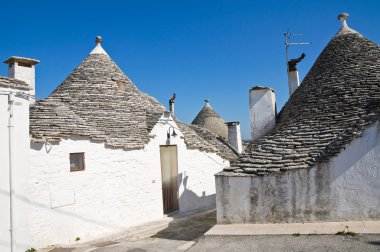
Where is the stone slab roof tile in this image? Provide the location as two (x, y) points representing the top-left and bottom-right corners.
(0, 76), (30, 91)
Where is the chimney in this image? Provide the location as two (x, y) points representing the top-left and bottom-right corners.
(169, 93), (176, 116)
(225, 121), (242, 154)
(287, 53), (305, 96)
(4, 56), (40, 104)
(249, 86), (276, 141)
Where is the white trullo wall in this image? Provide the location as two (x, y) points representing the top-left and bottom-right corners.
(29, 114), (229, 248)
(0, 87), (31, 252)
(216, 121), (380, 224)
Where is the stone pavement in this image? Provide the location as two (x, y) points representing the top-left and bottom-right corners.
(42, 208), (380, 252)
(43, 207), (216, 252)
(187, 234), (380, 252)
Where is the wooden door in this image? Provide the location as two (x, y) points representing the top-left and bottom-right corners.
(160, 145), (179, 214)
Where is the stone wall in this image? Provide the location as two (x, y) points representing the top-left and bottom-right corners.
(216, 121), (380, 223)
(29, 115), (229, 248)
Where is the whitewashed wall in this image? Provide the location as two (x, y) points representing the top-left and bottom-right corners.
(216, 121), (380, 223)
(0, 87), (31, 252)
(29, 115), (229, 248)
(249, 87), (276, 141)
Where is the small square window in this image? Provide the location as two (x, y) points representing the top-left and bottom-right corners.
(18, 62), (32, 68)
(70, 153), (85, 172)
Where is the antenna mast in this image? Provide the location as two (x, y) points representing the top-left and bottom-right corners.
(284, 31), (311, 73)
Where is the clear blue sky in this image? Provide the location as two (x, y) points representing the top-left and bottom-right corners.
(1, 0), (379, 139)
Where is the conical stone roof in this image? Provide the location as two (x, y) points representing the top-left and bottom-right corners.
(30, 39), (238, 160)
(225, 16), (380, 175)
(191, 100), (228, 139)
(30, 43), (165, 149)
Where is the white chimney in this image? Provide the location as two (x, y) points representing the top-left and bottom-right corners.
(288, 70), (299, 96)
(249, 86), (276, 141)
(169, 102), (174, 116)
(4, 56), (40, 104)
(287, 53), (305, 96)
(226, 121), (242, 154)
(169, 93), (176, 116)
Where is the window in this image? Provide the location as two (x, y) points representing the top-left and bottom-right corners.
(18, 62), (32, 68)
(70, 153), (85, 172)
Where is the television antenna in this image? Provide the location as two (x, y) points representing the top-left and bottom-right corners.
(284, 31), (311, 73)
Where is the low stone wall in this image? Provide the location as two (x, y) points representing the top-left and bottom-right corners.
(216, 122), (380, 224)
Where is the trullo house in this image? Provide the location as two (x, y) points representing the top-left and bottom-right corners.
(192, 100), (243, 154)
(216, 14), (380, 224)
(0, 36), (238, 251)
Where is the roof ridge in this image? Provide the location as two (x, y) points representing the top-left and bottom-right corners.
(175, 120), (238, 160)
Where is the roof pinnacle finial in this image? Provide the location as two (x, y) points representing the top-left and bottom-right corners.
(96, 36), (102, 44)
(338, 13), (349, 27)
(335, 12), (360, 37)
(90, 36), (108, 55)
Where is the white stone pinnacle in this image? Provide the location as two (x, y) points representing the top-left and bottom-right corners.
(90, 44), (108, 55)
(90, 36), (109, 55)
(335, 12), (361, 37)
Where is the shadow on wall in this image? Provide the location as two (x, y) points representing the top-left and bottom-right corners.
(151, 173), (217, 241)
(178, 172), (216, 213)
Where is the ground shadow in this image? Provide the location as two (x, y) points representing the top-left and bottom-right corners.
(366, 240), (380, 246)
(150, 173), (217, 241)
(151, 209), (216, 241)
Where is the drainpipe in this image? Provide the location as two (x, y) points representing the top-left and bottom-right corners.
(8, 93), (15, 252)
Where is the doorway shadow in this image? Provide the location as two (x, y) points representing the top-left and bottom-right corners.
(151, 195), (216, 241)
(366, 240), (380, 246)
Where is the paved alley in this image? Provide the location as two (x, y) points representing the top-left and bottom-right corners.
(44, 208), (216, 252)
